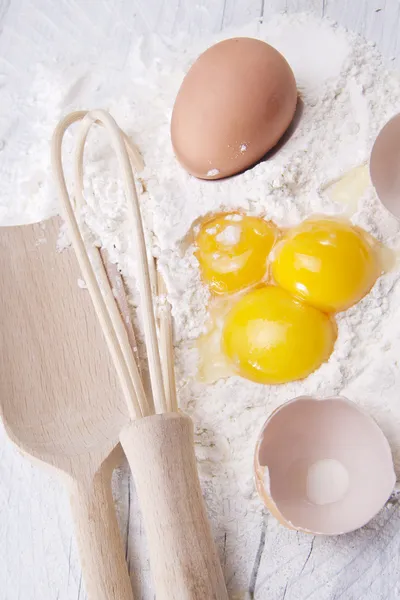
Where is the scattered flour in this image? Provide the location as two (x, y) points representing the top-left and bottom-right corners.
(207, 168), (220, 176)
(216, 224), (242, 245)
(77, 278), (87, 289)
(2, 11), (400, 598)
(225, 213), (244, 222)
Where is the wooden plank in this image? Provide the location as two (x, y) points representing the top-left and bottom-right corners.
(324, 0), (370, 35)
(286, 0), (323, 15)
(261, 0), (288, 19)
(0, 0), (11, 21)
(167, 0), (227, 37)
(222, 0), (263, 29)
(0, 428), (78, 599)
(2, 2), (400, 600)
(324, 0), (400, 67)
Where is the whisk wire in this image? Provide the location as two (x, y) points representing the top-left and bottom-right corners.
(73, 114), (151, 417)
(84, 109), (168, 414)
(51, 109), (174, 420)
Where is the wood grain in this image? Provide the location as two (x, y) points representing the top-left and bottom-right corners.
(67, 448), (135, 600)
(120, 413), (228, 600)
(2, 2), (400, 599)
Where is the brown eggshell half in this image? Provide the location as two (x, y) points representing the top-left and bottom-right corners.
(254, 396), (395, 535)
(171, 37), (297, 180)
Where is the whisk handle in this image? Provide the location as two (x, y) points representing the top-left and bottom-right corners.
(120, 413), (228, 600)
(66, 451), (134, 600)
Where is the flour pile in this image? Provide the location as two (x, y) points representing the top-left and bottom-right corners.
(3, 11), (400, 596)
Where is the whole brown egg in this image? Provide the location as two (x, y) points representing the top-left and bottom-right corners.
(171, 37), (298, 180)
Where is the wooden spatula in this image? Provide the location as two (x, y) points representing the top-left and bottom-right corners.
(0, 217), (134, 600)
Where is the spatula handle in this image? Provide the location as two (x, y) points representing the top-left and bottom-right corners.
(120, 413), (228, 600)
(67, 459), (134, 600)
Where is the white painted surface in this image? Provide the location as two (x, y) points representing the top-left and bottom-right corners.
(2, 1), (400, 599)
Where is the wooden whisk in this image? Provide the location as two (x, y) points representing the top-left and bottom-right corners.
(51, 109), (228, 600)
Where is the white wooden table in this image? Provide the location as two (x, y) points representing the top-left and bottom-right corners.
(1, 1), (400, 599)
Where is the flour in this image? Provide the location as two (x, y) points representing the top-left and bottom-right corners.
(77, 278), (87, 289)
(216, 224), (242, 245)
(306, 459), (350, 506)
(3, 11), (400, 598)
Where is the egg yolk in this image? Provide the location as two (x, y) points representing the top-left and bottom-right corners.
(222, 286), (336, 384)
(271, 218), (381, 313)
(195, 212), (277, 295)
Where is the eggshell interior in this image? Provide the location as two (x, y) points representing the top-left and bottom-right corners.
(256, 396), (395, 535)
(370, 113), (400, 219)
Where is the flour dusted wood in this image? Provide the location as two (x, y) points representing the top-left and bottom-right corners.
(3, 8), (400, 599)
